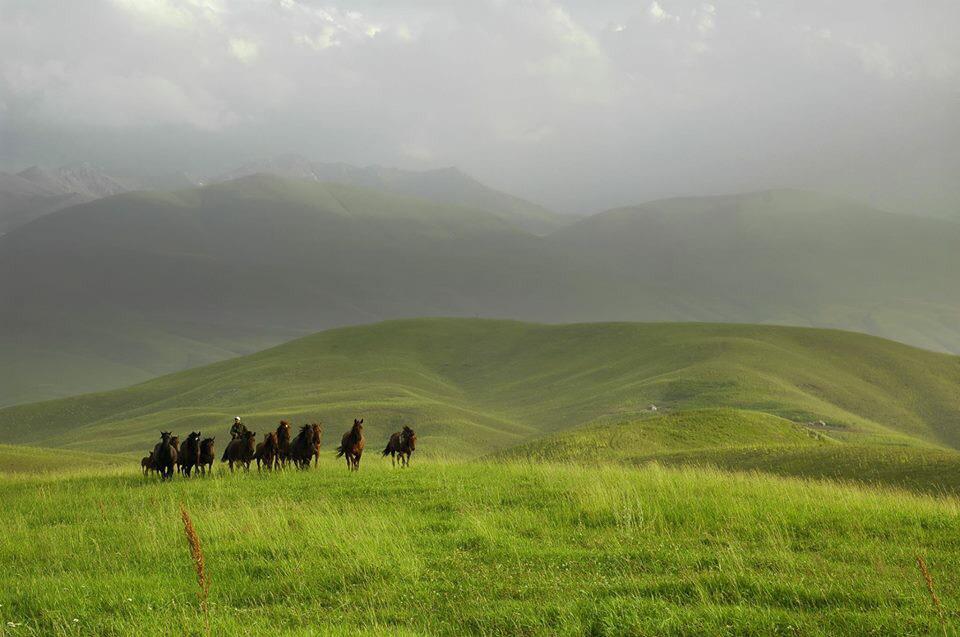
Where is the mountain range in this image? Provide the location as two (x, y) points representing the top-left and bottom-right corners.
(0, 156), (567, 236)
(1, 172), (959, 406)
(0, 163), (133, 234)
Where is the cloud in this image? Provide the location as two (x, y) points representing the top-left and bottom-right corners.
(0, 0), (958, 217)
(694, 3), (715, 34)
(110, 0), (223, 30)
(649, 2), (679, 24)
(228, 37), (259, 63)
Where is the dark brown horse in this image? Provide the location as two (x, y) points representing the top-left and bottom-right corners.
(309, 423), (323, 467)
(254, 431), (280, 471)
(222, 430), (256, 472)
(198, 437), (216, 475)
(336, 419), (365, 471)
(289, 424), (319, 469)
(170, 435), (181, 475)
(180, 431), (202, 476)
(153, 431), (178, 480)
(382, 426), (417, 467)
(275, 420), (292, 468)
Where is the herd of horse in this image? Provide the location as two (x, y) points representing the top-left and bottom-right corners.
(140, 418), (417, 480)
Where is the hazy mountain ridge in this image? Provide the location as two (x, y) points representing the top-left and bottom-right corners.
(214, 155), (567, 234)
(2, 178), (959, 406)
(0, 156), (563, 235)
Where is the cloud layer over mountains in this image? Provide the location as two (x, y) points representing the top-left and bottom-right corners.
(1, 0), (958, 215)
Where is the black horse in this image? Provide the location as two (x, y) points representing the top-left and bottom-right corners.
(153, 431), (178, 480)
(180, 431), (202, 476)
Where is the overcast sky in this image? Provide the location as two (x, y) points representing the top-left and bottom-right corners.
(1, 0), (958, 214)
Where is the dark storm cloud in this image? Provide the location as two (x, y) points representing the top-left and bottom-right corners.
(1, 0), (958, 214)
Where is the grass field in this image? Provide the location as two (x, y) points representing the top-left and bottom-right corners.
(1, 460), (958, 636)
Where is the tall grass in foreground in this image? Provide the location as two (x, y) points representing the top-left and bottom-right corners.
(917, 555), (948, 637)
(179, 504), (210, 636)
(0, 459), (959, 635)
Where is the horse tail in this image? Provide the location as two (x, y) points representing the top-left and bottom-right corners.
(382, 441), (392, 456)
(221, 445), (230, 462)
(335, 445), (345, 458)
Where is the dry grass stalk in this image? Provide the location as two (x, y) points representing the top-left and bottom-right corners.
(180, 503), (211, 636)
(916, 555), (948, 637)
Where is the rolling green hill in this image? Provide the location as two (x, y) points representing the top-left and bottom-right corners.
(2, 319), (959, 464)
(498, 408), (960, 495)
(3, 182), (960, 407)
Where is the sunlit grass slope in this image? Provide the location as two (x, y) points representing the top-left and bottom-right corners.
(498, 408), (960, 495)
(1, 319), (959, 458)
(0, 444), (126, 475)
(0, 461), (958, 636)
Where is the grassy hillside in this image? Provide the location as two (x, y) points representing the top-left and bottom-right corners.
(0, 444), (125, 475)
(2, 319), (959, 459)
(4, 183), (960, 406)
(499, 408), (960, 495)
(1, 461), (958, 635)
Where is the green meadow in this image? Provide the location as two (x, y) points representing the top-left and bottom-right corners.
(1, 461), (958, 636)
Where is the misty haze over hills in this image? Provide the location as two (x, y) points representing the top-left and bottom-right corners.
(2, 173), (959, 406)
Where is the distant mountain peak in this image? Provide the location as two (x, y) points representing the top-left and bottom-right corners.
(212, 156), (566, 235)
(15, 163), (130, 199)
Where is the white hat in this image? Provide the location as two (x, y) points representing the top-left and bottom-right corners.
(234, 416), (242, 423)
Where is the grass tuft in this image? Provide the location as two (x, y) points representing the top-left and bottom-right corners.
(916, 555), (948, 637)
(180, 503), (210, 636)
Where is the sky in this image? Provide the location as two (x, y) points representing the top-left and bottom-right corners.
(1, 0), (958, 215)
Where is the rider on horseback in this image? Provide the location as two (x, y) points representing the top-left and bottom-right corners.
(230, 416), (247, 439)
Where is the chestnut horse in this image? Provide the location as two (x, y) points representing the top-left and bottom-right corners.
(335, 419), (365, 471)
(255, 431), (280, 471)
